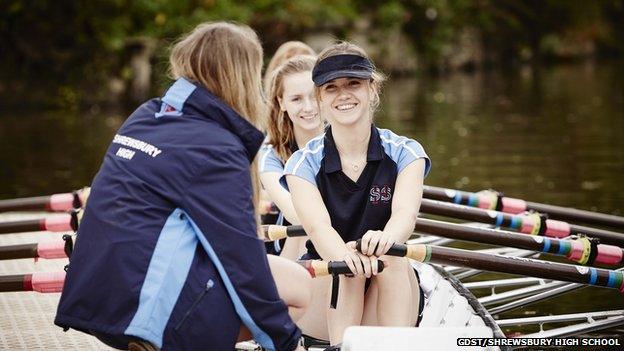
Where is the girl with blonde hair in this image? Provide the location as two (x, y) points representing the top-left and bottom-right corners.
(260, 55), (324, 259)
(263, 41), (316, 94)
(284, 41), (430, 345)
(55, 22), (308, 351)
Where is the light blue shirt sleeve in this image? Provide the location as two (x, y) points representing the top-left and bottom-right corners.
(379, 128), (431, 177)
(258, 144), (285, 174)
(279, 137), (324, 190)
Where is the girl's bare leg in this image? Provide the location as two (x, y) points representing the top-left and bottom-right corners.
(362, 257), (419, 327)
(238, 255), (311, 342)
(267, 254), (312, 321)
(327, 276), (366, 344)
(296, 275), (331, 341)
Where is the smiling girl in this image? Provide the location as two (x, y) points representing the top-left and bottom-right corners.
(260, 55), (325, 260)
(284, 42), (431, 345)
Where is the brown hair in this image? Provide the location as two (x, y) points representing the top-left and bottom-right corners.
(169, 22), (265, 233)
(266, 55), (317, 162)
(264, 41), (316, 95)
(315, 41), (386, 113)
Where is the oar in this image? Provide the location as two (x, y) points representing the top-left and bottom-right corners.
(0, 187), (90, 213)
(421, 199), (624, 247)
(298, 259), (385, 277)
(354, 240), (624, 293)
(414, 218), (623, 267)
(0, 271), (65, 293)
(0, 235), (73, 260)
(263, 223), (624, 266)
(423, 185), (624, 230)
(0, 211), (81, 235)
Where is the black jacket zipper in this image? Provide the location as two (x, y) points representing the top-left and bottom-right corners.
(174, 279), (214, 331)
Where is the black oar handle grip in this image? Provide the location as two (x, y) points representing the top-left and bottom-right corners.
(355, 239), (408, 257)
(328, 260), (385, 275)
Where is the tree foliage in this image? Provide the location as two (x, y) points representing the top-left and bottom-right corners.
(0, 0), (621, 107)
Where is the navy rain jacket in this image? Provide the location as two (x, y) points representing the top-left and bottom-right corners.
(55, 78), (301, 351)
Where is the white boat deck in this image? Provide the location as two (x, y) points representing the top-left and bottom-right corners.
(0, 212), (114, 350)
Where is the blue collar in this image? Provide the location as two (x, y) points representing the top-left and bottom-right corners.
(163, 78), (264, 161)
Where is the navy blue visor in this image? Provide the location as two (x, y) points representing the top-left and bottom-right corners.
(312, 54), (373, 86)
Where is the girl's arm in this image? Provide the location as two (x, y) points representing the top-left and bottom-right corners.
(260, 172), (300, 224)
(359, 159), (426, 257)
(287, 175), (376, 276)
(260, 171), (307, 260)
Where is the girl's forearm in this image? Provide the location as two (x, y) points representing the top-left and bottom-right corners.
(307, 223), (350, 261)
(384, 207), (419, 243)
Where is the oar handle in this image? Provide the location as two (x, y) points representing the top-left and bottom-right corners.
(355, 240), (429, 262)
(298, 259), (385, 278)
(262, 225), (306, 241)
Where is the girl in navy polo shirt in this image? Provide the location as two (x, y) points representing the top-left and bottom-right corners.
(260, 55), (325, 260)
(284, 42), (431, 344)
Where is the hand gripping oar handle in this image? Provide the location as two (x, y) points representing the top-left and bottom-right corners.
(0, 187), (90, 213)
(0, 272), (65, 293)
(356, 240), (624, 293)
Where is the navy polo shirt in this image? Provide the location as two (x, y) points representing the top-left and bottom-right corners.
(282, 125), (431, 259)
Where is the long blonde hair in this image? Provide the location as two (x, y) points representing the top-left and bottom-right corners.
(266, 55), (317, 162)
(169, 22), (265, 229)
(264, 41), (316, 95)
(315, 41), (386, 113)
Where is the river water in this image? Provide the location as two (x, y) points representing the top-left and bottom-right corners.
(1, 62), (623, 335)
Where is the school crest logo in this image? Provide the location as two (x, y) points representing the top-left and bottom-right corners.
(369, 185), (392, 204)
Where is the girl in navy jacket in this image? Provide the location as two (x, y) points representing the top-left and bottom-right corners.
(55, 22), (309, 351)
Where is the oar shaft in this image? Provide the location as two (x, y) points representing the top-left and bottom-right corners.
(0, 243), (38, 260)
(0, 274), (27, 292)
(378, 242), (624, 293)
(527, 201), (624, 229)
(0, 213), (74, 235)
(415, 218), (623, 266)
(0, 239), (69, 260)
(568, 224), (624, 247)
(264, 222), (623, 266)
(0, 272), (65, 293)
(0, 218), (42, 234)
(423, 185), (624, 230)
(0, 195), (55, 212)
(420, 199), (624, 247)
(0, 189), (89, 213)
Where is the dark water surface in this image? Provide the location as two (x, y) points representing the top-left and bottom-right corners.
(1, 62), (623, 333)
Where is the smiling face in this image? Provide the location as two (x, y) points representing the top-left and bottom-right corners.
(278, 71), (321, 132)
(319, 77), (373, 127)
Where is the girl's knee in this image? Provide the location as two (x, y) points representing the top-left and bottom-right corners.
(380, 256), (411, 274)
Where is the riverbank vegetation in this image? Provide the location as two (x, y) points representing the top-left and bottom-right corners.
(1, 0), (622, 108)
